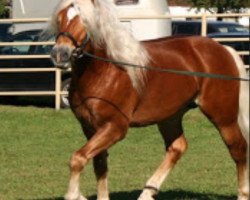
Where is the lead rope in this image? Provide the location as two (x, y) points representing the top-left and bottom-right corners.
(81, 51), (250, 82)
(58, 30), (249, 82)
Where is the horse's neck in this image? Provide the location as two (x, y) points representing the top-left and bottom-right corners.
(71, 48), (110, 79)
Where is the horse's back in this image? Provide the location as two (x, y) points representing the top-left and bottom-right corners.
(143, 35), (239, 80)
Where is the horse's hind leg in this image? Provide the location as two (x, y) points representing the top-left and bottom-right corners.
(138, 114), (188, 200)
(200, 103), (249, 200)
(215, 122), (248, 200)
(198, 80), (249, 199)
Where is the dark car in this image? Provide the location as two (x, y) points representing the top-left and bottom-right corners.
(209, 32), (250, 65)
(172, 20), (249, 35)
(172, 20), (250, 65)
(0, 23), (12, 42)
(0, 29), (71, 107)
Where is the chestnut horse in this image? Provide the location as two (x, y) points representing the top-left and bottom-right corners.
(48, 0), (249, 200)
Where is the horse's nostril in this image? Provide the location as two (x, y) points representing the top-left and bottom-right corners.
(50, 46), (71, 65)
(61, 51), (70, 62)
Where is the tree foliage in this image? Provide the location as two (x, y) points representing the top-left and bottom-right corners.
(0, 0), (9, 18)
(168, 0), (190, 6)
(188, 0), (250, 13)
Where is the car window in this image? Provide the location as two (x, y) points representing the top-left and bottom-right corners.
(34, 35), (54, 55)
(12, 35), (33, 54)
(114, 0), (139, 5)
(0, 30), (54, 55)
(213, 24), (249, 33)
(35, 45), (53, 55)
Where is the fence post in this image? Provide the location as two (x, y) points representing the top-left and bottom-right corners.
(201, 13), (207, 36)
(55, 68), (61, 110)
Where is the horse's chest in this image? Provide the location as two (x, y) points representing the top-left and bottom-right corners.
(69, 85), (136, 129)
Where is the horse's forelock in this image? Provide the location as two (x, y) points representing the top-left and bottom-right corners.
(44, 0), (74, 37)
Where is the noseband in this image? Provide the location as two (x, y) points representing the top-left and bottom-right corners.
(56, 31), (91, 59)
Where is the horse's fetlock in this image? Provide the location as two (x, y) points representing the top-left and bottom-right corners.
(138, 190), (155, 200)
(239, 185), (249, 200)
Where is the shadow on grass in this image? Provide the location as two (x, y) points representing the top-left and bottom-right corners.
(0, 96), (55, 108)
(19, 189), (237, 200)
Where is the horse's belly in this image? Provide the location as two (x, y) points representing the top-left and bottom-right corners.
(130, 73), (198, 126)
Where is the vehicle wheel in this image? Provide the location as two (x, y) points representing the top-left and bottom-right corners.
(60, 78), (71, 108)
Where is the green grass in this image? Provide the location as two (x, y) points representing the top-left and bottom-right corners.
(0, 105), (237, 200)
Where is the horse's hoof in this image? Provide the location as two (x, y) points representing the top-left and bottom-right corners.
(97, 198), (110, 200)
(64, 193), (88, 200)
(237, 195), (249, 200)
(138, 197), (154, 200)
(79, 195), (88, 200)
(138, 193), (155, 200)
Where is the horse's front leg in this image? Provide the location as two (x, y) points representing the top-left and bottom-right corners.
(64, 121), (128, 200)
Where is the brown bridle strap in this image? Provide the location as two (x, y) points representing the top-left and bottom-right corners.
(56, 32), (79, 47)
(56, 31), (91, 49)
(56, 31), (91, 59)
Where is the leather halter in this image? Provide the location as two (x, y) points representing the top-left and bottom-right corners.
(56, 31), (91, 58)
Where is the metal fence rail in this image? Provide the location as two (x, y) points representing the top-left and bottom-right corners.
(0, 13), (249, 110)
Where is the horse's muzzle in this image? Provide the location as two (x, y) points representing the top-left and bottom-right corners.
(50, 45), (72, 69)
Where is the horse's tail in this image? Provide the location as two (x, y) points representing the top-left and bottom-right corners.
(225, 46), (249, 193)
(225, 46), (249, 142)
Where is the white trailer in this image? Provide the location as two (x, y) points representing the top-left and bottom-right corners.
(12, 0), (171, 40)
(115, 0), (171, 40)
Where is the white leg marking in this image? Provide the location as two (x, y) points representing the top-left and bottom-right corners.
(137, 158), (173, 200)
(97, 176), (109, 200)
(65, 173), (88, 200)
(138, 190), (155, 200)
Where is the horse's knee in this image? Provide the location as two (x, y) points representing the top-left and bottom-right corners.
(168, 135), (188, 163)
(70, 151), (88, 172)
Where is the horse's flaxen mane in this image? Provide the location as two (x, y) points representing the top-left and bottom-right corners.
(48, 0), (149, 92)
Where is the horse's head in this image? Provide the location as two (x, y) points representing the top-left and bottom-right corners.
(50, 4), (90, 69)
(49, 0), (148, 92)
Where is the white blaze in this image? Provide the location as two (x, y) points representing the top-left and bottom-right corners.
(67, 7), (78, 24)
